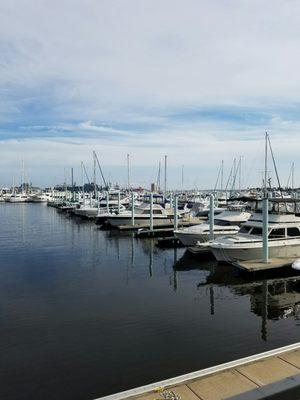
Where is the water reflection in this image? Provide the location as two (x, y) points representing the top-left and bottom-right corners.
(175, 250), (300, 340)
(2, 204), (300, 400)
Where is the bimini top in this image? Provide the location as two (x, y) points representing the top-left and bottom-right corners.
(244, 198), (300, 215)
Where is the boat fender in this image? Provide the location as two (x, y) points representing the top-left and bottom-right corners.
(292, 259), (300, 270)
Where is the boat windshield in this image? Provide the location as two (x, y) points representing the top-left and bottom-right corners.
(239, 225), (252, 234)
(268, 228), (285, 238)
(250, 227), (262, 236)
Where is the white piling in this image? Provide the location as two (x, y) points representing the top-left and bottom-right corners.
(106, 191), (110, 213)
(174, 195), (178, 231)
(150, 193), (153, 231)
(263, 197), (269, 263)
(209, 194), (214, 240)
(131, 192), (135, 227)
(117, 192), (121, 214)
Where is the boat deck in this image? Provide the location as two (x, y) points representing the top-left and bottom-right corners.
(97, 343), (300, 400)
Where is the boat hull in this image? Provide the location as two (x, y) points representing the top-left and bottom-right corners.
(211, 239), (300, 263)
(107, 216), (174, 227)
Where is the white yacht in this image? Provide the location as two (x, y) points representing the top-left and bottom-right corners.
(189, 199), (224, 217)
(211, 199), (300, 264)
(28, 193), (51, 203)
(174, 206), (251, 246)
(7, 193), (29, 203)
(74, 191), (131, 219)
(106, 202), (184, 227)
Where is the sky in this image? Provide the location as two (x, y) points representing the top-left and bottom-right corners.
(1, 0), (300, 189)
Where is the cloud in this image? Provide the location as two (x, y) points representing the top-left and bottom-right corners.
(0, 0), (300, 187)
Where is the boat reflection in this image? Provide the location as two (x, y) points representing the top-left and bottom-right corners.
(175, 249), (300, 340)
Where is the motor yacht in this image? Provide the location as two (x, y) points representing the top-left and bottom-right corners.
(174, 206), (251, 246)
(211, 199), (300, 264)
(106, 202), (185, 228)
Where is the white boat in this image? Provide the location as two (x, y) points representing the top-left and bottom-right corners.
(174, 207), (251, 246)
(189, 199), (224, 217)
(211, 200), (300, 264)
(27, 193), (51, 203)
(7, 193), (29, 203)
(73, 205), (99, 218)
(106, 202), (183, 227)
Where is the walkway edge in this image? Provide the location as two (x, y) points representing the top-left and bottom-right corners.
(96, 342), (300, 400)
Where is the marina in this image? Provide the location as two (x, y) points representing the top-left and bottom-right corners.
(1, 201), (300, 399)
(2, 2), (300, 398)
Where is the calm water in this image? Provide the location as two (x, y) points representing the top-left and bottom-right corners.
(0, 203), (299, 400)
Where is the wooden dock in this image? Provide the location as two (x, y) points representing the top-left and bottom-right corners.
(97, 343), (300, 400)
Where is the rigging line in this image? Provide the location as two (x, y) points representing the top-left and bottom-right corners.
(213, 162), (222, 192)
(230, 157), (241, 193)
(224, 160), (234, 192)
(93, 151), (108, 188)
(82, 162), (91, 184)
(267, 134), (287, 211)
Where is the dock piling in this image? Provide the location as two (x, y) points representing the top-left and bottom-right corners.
(117, 191), (121, 214)
(131, 192), (135, 226)
(174, 195), (178, 231)
(149, 192), (153, 231)
(209, 194), (214, 240)
(263, 197), (269, 263)
(106, 191), (109, 214)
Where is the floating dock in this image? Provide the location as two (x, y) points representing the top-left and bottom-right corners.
(234, 258), (296, 272)
(97, 343), (300, 400)
(118, 218), (205, 232)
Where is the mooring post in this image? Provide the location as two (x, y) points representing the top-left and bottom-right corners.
(209, 194), (214, 240)
(263, 197), (269, 263)
(174, 195), (178, 231)
(106, 191), (110, 214)
(117, 191), (121, 214)
(131, 191), (135, 227)
(150, 192), (154, 231)
(170, 192), (173, 209)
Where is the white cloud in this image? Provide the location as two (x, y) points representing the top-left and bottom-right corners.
(0, 0), (300, 187)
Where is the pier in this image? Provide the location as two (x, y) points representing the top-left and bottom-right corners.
(234, 258), (296, 272)
(98, 343), (300, 400)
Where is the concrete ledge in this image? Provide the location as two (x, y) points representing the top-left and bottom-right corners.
(96, 342), (300, 400)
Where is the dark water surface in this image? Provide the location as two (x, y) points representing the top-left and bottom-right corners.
(0, 204), (299, 400)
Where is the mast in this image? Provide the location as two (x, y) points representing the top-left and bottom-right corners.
(164, 155), (167, 199)
(22, 160), (25, 194)
(239, 156), (242, 192)
(71, 167), (74, 202)
(221, 160), (224, 191)
(93, 152), (97, 200)
(81, 161), (84, 203)
(181, 164), (184, 191)
(127, 154), (130, 191)
(233, 157), (236, 191)
(156, 160), (161, 192)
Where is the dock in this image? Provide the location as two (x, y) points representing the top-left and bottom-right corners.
(118, 217), (205, 232)
(97, 343), (300, 400)
(234, 258), (296, 272)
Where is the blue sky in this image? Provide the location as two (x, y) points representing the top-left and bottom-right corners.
(1, 0), (300, 188)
